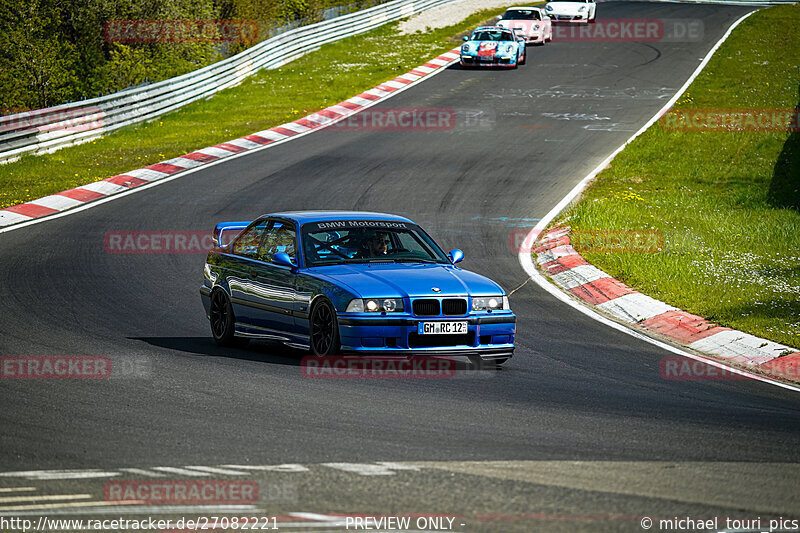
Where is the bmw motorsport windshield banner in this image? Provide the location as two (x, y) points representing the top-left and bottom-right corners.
(307, 220), (412, 232)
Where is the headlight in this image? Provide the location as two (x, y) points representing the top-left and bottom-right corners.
(472, 296), (510, 312)
(579, 6), (586, 11)
(346, 298), (404, 313)
(461, 43), (472, 52)
(533, 24), (539, 30)
(546, 4), (553, 10)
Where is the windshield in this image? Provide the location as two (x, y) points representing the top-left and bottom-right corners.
(470, 30), (515, 42)
(502, 10), (540, 20)
(302, 220), (450, 266)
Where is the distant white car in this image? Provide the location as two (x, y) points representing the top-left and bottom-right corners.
(545, 0), (596, 24)
(496, 6), (553, 45)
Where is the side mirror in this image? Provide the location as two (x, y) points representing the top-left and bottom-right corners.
(448, 249), (464, 264)
(462, 36), (468, 41)
(495, 15), (502, 21)
(273, 252), (297, 269)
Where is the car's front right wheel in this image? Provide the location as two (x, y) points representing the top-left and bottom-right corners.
(310, 298), (341, 356)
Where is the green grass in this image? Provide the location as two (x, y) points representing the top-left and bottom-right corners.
(0, 7), (508, 209)
(553, 5), (800, 349)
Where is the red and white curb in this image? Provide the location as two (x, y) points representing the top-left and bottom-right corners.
(534, 226), (800, 383)
(0, 48), (461, 230)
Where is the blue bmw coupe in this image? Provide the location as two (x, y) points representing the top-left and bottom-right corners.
(200, 212), (515, 364)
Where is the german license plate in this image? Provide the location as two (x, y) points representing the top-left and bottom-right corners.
(418, 321), (468, 335)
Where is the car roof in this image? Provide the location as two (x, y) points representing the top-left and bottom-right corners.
(262, 210), (415, 225)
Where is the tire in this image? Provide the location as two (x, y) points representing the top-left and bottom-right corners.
(209, 289), (236, 346)
(310, 298), (341, 356)
(520, 51), (526, 65)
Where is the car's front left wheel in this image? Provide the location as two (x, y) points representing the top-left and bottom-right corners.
(310, 298), (341, 356)
(210, 289), (236, 346)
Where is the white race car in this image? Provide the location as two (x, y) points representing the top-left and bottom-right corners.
(544, 0), (596, 24)
(496, 6), (553, 45)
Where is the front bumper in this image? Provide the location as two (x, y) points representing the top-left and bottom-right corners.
(550, 14), (589, 23)
(338, 313), (515, 358)
(460, 55), (517, 67)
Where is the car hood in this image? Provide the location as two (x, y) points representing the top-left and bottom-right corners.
(308, 263), (505, 298)
(547, 2), (588, 13)
(465, 40), (516, 56)
(498, 20), (544, 32)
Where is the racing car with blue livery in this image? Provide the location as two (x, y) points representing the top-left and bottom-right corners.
(460, 26), (525, 69)
(200, 212), (515, 364)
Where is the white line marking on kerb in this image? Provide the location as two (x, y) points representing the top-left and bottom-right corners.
(517, 11), (800, 395)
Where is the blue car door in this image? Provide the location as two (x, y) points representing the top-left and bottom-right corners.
(251, 219), (300, 335)
(226, 218), (271, 328)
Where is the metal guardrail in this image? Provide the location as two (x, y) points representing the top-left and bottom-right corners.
(0, 0), (464, 163)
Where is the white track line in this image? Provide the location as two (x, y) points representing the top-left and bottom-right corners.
(0, 503), (257, 515)
(182, 465), (250, 475)
(150, 466), (209, 476)
(0, 470), (120, 480)
(517, 10), (800, 395)
(0, 494), (90, 504)
(220, 464), (310, 472)
(118, 468), (166, 477)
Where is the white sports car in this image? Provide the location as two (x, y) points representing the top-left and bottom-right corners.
(496, 6), (553, 45)
(545, 0), (596, 24)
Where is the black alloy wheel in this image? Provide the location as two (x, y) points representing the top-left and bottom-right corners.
(310, 299), (341, 356)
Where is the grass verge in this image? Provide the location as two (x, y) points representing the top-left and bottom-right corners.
(553, 5), (800, 349)
(0, 7), (508, 209)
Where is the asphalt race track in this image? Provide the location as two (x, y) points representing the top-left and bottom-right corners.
(1, 2), (799, 531)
